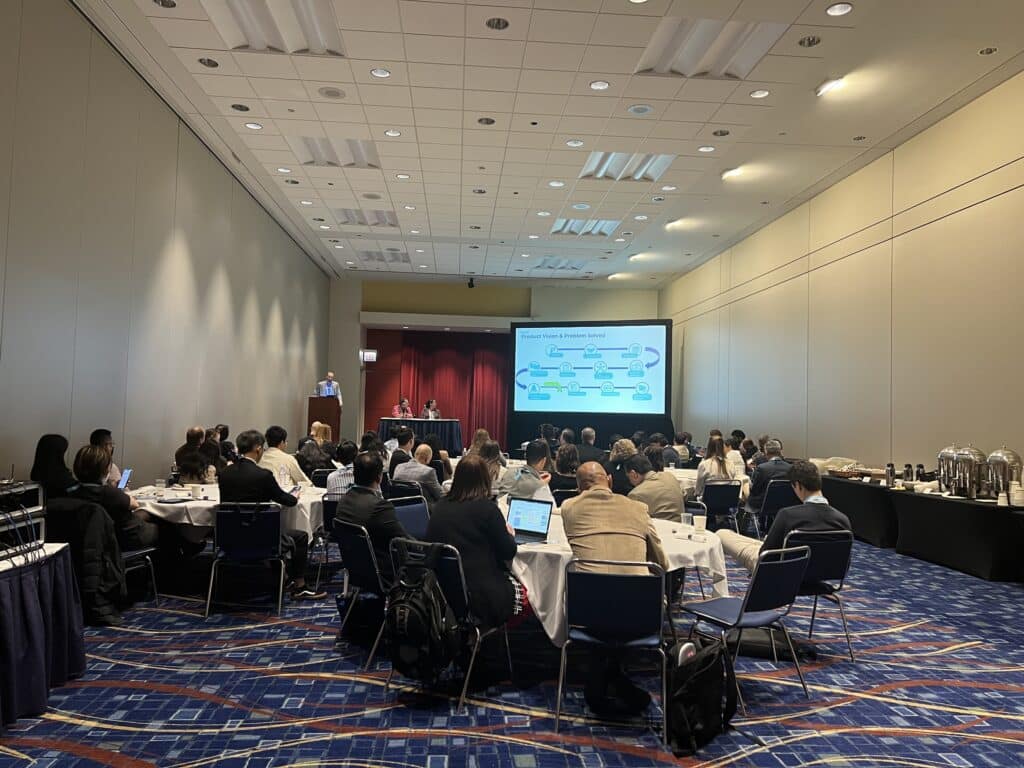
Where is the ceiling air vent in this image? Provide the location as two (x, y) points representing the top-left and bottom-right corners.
(357, 250), (410, 265)
(634, 17), (787, 79)
(200, 0), (344, 55)
(533, 257), (586, 272)
(334, 209), (399, 227)
(579, 152), (675, 182)
(286, 137), (381, 168)
(549, 218), (621, 237)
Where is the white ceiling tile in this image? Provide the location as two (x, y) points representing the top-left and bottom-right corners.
(465, 6), (533, 39)
(732, 0), (808, 23)
(600, 0), (673, 13)
(232, 52), (299, 79)
(514, 92), (569, 114)
(356, 84), (413, 107)
(263, 100), (320, 120)
(341, 31), (406, 59)
(463, 67), (521, 92)
(603, 117), (655, 138)
(411, 88), (464, 110)
(676, 79), (740, 102)
(150, 18), (226, 49)
(516, 69), (576, 95)
(522, 42), (586, 70)
(335, 0), (403, 31)
(363, 105), (416, 124)
(293, 56), (355, 82)
(419, 134), (464, 150)
(711, 103), (772, 124)
(403, 35), (465, 65)
(588, 13), (660, 46)
(193, 73), (255, 97)
(464, 89), (515, 112)
(399, 1), (466, 34)
(248, 77), (308, 100)
(647, 121), (703, 140)
(564, 95), (619, 117)
(662, 100), (720, 122)
(528, 10), (596, 44)
(415, 109), (465, 128)
(747, 55), (825, 85)
(579, 45), (643, 74)
(173, 48), (242, 75)
(465, 38), (525, 68)
(314, 102), (369, 122)
(408, 63), (464, 88)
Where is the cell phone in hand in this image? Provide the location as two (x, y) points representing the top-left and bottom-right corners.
(290, 486), (301, 495)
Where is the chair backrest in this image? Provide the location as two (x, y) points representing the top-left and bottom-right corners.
(215, 504), (283, 561)
(389, 537), (470, 621)
(429, 459), (445, 483)
(760, 479), (800, 517)
(702, 481), (741, 515)
(391, 495), (431, 539)
(333, 519), (385, 594)
(322, 493), (343, 524)
(565, 559), (665, 642)
(741, 546), (810, 616)
(552, 488), (579, 506)
(784, 529), (853, 589)
(387, 480), (421, 500)
(311, 469), (332, 488)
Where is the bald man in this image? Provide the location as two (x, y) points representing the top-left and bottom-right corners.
(393, 442), (445, 503)
(174, 425), (206, 467)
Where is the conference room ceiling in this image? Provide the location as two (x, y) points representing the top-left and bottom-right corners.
(77, 0), (1024, 286)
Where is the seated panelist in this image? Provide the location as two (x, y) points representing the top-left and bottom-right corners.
(420, 399), (442, 419)
(391, 397), (414, 418)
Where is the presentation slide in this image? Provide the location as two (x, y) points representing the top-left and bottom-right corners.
(512, 322), (668, 415)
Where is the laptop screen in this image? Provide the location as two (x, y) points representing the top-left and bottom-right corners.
(507, 497), (553, 537)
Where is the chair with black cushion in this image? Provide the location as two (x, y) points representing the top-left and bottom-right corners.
(122, 548), (159, 606)
(390, 496), (431, 540)
(551, 488), (579, 507)
(205, 503), (286, 618)
(681, 546), (811, 713)
(784, 529), (855, 662)
(310, 469), (332, 488)
(334, 519), (389, 669)
(758, 480), (801, 536)
(314, 493), (345, 591)
(701, 481), (742, 532)
(429, 459), (446, 484)
(386, 537), (513, 711)
(555, 559), (670, 746)
(386, 480), (421, 500)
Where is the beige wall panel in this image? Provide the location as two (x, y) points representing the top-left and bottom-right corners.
(893, 73), (1024, 213)
(329, 278), (365, 439)
(729, 204), (808, 288)
(533, 287), (659, 321)
(716, 304), (731, 429)
(0, 0), (90, 470)
(660, 256), (723, 318)
(0, 0), (21, 345)
(892, 187), (1024, 462)
(721, 255), (809, 308)
(679, 310), (721, 439)
(808, 219), (892, 271)
(808, 154), (893, 252)
(727, 276), (809, 457)
(69, 33), (141, 452)
(807, 241), (892, 466)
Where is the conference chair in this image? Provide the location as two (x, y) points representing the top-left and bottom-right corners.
(390, 495), (431, 540)
(555, 559), (670, 746)
(205, 504), (286, 618)
(313, 492), (345, 591)
(386, 480), (421, 500)
(700, 481), (742, 532)
(551, 488), (579, 507)
(386, 538), (513, 711)
(757, 480), (801, 536)
(784, 529), (856, 662)
(310, 469), (332, 488)
(122, 547), (159, 606)
(681, 546), (811, 714)
(429, 459), (446, 484)
(334, 519), (389, 670)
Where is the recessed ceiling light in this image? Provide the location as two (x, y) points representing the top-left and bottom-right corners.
(629, 0), (649, 3)
(815, 77), (845, 96)
(608, 273), (625, 280)
(396, 173), (410, 179)
(589, 80), (610, 91)
(418, 264), (428, 268)
(622, 231), (633, 236)
(469, 225), (481, 230)
(572, 203), (590, 210)
(721, 167), (742, 180)
(444, 327), (451, 331)
(633, 214), (648, 221)
(520, 253), (530, 257)
(979, 47), (998, 56)
(826, 2), (854, 16)
(198, 57), (219, 68)
(404, 205), (416, 210)
(477, 117), (496, 125)
(402, 325), (409, 329)
(537, 211), (551, 217)
(652, 195), (665, 202)
(548, 180), (565, 188)
(486, 329), (492, 333)
(566, 139), (584, 148)
(300, 200), (313, 206)
(319, 225), (330, 230)
(614, 237), (626, 242)
(384, 129), (401, 137)
(698, 146), (715, 153)
(528, 234), (539, 239)
(472, 188), (486, 194)
(284, 179), (298, 185)
(798, 35), (821, 48)
(370, 67), (391, 78)
(244, 122), (263, 130)
(415, 249), (424, 253)
(485, 17), (509, 30)
(318, 86), (345, 99)
(277, 167), (292, 173)
(749, 89), (771, 99)
(345, 261), (354, 265)
(627, 103), (653, 115)
(152, 0), (177, 8)
(712, 129), (730, 137)
(313, 217), (325, 222)
(230, 103), (250, 112)
(853, 135), (867, 141)
(628, 253), (643, 261)
(334, 244), (344, 249)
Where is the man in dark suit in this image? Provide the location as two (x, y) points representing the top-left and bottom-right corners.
(718, 460), (850, 572)
(334, 451), (409, 584)
(648, 432), (681, 467)
(577, 427), (607, 464)
(388, 427), (415, 478)
(746, 439), (792, 512)
(218, 430), (326, 600)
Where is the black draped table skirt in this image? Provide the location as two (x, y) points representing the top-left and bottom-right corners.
(377, 418), (464, 457)
(821, 476), (899, 548)
(0, 544), (86, 733)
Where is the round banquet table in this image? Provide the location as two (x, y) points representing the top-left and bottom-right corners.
(507, 512), (729, 647)
(133, 485), (325, 539)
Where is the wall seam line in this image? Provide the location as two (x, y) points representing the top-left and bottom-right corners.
(0, 0), (25, 372)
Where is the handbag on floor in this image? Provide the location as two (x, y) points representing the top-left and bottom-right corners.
(666, 638), (737, 756)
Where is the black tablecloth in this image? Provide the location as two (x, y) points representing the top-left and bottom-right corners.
(377, 418), (464, 457)
(0, 545), (86, 733)
(822, 476), (899, 548)
(891, 492), (1024, 581)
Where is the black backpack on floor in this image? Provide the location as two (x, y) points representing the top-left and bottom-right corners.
(385, 543), (461, 684)
(666, 638), (737, 756)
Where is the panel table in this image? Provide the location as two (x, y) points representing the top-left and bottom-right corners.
(377, 417), (464, 456)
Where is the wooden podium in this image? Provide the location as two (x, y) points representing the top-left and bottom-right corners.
(307, 396), (341, 439)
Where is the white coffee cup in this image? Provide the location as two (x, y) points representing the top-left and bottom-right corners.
(191, 485), (202, 500)
(694, 514), (707, 532)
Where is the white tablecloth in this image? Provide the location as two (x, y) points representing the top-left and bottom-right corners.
(133, 485), (325, 537)
(510, 515), (728, 647)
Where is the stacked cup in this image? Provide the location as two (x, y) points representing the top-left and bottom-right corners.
(1010, 480), (1024, 507)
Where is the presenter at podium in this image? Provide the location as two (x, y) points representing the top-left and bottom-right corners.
(420, 399), (442, 420)
(391, 396), (414, 418)
(314, 371), (343, 409)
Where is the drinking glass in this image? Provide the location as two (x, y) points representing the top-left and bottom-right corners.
(680, 511), (693, 528)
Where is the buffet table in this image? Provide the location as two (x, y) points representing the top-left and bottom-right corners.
(821, 476), (899, 547)
(377, 418), (463, 456)
(0, 544), (86, 733)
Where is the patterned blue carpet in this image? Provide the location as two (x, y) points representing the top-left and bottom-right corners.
(2, 541), (1024, 767)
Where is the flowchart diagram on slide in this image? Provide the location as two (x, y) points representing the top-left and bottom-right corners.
(513, 326), (666, 414)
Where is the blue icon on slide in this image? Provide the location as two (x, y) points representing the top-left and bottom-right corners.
(632, 382), (652, 401)
(529, 361), (547, 378)
(527, 383), (550, 401)
(628, 360), (645, 378)
(600, 381), (620, 397)
(593, 361), (613, 380)
(546, 344), (562, 358)
(567, 381), (586, 397)
(583, 344), (601, 359)
(622, 343), (642, 359)
(559, 361), (575, 378)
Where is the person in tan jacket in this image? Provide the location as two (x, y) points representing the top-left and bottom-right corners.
(624, 453), (685, 521)
(560, 462), (668, 715)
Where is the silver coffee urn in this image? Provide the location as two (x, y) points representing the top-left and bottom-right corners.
(987, 446), (1023, 495)
(937, 444), (958, 493)
(952, 445), (989, 499)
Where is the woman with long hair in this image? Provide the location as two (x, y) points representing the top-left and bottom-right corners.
(696, 435), (748, 498)
(549, 443), (580, 492)
(604, 438), (638, 496)
(30, 434), (77, 500)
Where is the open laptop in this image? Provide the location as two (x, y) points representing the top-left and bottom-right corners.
(392, 495), (431, 540)
(507, 496), (553, 545)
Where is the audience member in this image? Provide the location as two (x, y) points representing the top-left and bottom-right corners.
(362, 431), (386, 458)
(696, 436), (748, 499)
(643, 444), (665, 472)
(393, 443), (445, 503)
(740, 438), (757, 463)
(630, 430), (647, 450)
(465, 428), (491, 456)
(604, 438), (638, 496)
(577, 427), (606, 464)
(672, 431), (694, 464)
(217, 424), (238, 463)
(175, 426), (205, 467)
(730, 428), (747, 443)
(71, 445), (157, 551)
(648, 433), (679, 468)
(561, 462), (668, 715)
(478, 440), (505, 489)
(718, 461), (850, 572)
(383, 426), (400, 457)
(559, 428), (576, 446)
(750, 434), (772, 468)
(31, 434), (78, 500)
(420, 399), (441, 419)
(312, 422), (337, 460)
(296, 422), (319, 452)
(746, 439), (792, 512)
(497, 439), (552, 500)
(334, 452), (409, 585)
(725, 435), (748, 478)
(177, 448), (215, 484)
(90, 429), (122, 487)
(427, 455), (526, 629)
(388, 427), (415, 477)
(549, 444), (580, 492)
(199, 433), (226, 475)
(258, 426), (310, 486)
(326, 440), (358, 496)
(539, 423), (559, 452)
(391, 397), (414, 418)
(422, 433), (453, 480)
(625, 453), (684, 521)
(296, 435), (334, 478)
(607, 433), (623, 450)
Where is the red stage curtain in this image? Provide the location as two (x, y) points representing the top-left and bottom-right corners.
(399, 332), (508, 448)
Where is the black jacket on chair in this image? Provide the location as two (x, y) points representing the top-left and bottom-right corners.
(426, 497), (517, 629)
(577, 444), (607, 464)
(333, 486), (408, 584)
(218, 458), (298, 507)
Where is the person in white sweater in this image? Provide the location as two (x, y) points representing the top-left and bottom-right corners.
(696, 436), (749, 500)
